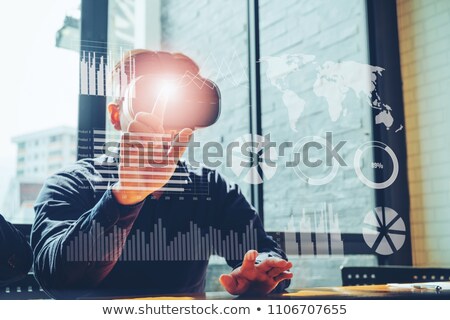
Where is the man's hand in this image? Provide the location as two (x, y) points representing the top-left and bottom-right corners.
(219, 250), (293, 296)
(112, 108), (192, 206)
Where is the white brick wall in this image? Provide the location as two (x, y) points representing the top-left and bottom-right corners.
(397, 0), (450, 266)
(161, 0), (252, 291)
(161, 0), (252, 199)
(161, 0), (379, 289)
(259, 0), (375, 233)
(258, 0), (377, 287)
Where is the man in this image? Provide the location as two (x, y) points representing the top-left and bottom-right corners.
(0, 213), (33, 287)
(31, 50), (293, 299)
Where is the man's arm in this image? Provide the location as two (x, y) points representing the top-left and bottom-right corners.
(32, 111), (191, 299)
(209, 170), (292, 294)
(0, 214), (33, 287)
(31, 163), (144, 298)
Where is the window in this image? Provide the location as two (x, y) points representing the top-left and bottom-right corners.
(96, 0), (415, 290)
(49, 150), (63, 157)
(256, 0), (378, 287)
(0, 0), (80, 224)
(102, 0), (404, 289)
(0, 0), (432, 297)
(49, 135), (61, 143)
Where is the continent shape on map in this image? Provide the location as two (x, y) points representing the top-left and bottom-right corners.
(261, 54), (315, 131)
(261, 54), (397, 132)
(313, 60), (386, 122)
(373, 95), (394, 130)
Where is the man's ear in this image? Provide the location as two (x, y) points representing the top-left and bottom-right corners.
(108, 103), (122, 131)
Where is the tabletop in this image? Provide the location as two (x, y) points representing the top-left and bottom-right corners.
(126, 284), (450, 300)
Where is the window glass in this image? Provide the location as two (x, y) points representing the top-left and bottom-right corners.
(0, 0), (80, 224)
(259, 0), (378, 287)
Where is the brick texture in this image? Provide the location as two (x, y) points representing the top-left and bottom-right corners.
(161, 0), (378, 290)
(397, 0), (450, 266)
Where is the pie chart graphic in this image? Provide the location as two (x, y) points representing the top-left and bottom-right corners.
(362, 207), (406, 255)
(230, 134), (278, 185)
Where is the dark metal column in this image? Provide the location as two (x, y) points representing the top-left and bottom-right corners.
(247, 0), (265, 222)
(366, 0), (413, 266)
(77, 0), (108, 160)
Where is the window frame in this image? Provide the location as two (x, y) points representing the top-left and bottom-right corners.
(366, 0), (412, 266)
(77, 0), (109, 160)
(247, 0), (412, 262)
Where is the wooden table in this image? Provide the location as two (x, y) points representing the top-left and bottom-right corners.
(126, 284), (450, 300)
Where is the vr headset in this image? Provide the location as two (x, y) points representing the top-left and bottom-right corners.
(121, 73), (221, 131)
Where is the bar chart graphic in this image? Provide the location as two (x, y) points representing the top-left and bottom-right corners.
(77, 43), (248, 97)
(66, 219), (258, 262)
(90, 130), (210, 196)
(79, 48), (136, 99)
(283, 203), (344, 256)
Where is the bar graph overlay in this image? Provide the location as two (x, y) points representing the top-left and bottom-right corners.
(283, 203), (344, 256)
(90, 130), (210, 196)
(79, 48), (135, 99)
(66, 219), (258, 262)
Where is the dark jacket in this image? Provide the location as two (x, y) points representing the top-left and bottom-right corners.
(31, 157), (289, 298)
(0, 214), (33, 287)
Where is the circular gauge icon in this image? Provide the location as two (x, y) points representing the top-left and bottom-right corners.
(292, 136), (340, 186)
(354, 141), (399, 189)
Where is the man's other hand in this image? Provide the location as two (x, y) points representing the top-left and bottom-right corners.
(219, 250), (293, 295)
